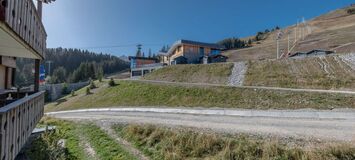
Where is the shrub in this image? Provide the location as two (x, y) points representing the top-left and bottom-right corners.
(26, 130), (70, 160)
(86, 87), (91, 95)
(347, 8), (355, 15)
(70, 90), (75, 97)
(61, 83), (69, 95)
(89, 80), (96, 89)
(108, 78), (116, 87)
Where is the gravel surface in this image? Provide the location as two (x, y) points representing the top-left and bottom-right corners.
(339, 53), (355, 71)
(49, 111), (355, 143)
(228, 62), (247, 86)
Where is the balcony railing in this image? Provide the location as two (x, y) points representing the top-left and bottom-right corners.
(132, 63), (164, 69)
(0, 91), (45, 160)
(0, 0), (47, 58)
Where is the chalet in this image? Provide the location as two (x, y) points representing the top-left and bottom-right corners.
(0, 0), (53, 159)
(129, 56), (162, 77)
(165, 40), (225, 65)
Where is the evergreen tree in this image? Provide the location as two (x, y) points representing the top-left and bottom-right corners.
(50, 67), (67, 84)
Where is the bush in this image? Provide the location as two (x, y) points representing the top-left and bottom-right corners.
(89, 80), (96, 89)
(26, 130), (70, 160)
(86, 87), (91, 95)
(70, 90), (75, 97)
(61, 83), (69, 95)
(347, 8), (355, 15)
(108, 78), (116, 87)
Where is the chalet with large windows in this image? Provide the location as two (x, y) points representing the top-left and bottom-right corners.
(0, 0), (52, 159)
(164, 40), (226, 65)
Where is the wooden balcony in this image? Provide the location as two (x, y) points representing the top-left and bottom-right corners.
(0, 91), (45, 160)
(0, 0), (47, 59)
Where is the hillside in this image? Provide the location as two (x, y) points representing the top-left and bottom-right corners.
(223, 5), (355, 62)
(144, 63), (234, 84)
(244, 53), (355, 90)
(142, 53), (355, 90)
(45, 80), (355, 112)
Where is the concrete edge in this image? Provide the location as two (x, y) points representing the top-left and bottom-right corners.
(45, 108), (355, 120)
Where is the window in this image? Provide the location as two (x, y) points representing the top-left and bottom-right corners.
(211, 49), (221, 55)
(199, 47), (205, 56)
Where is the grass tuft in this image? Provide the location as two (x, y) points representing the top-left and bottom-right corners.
(114, 124), (355, 160)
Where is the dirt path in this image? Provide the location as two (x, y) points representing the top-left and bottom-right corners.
(78, 134), (98, 160)
(228, 62), (247, 86)
(48, 110), (355, 142)
(98, 121), (149, 160)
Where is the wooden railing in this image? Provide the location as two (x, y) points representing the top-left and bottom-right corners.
(0, 91), (45, 160)
(0, 0), (47, 58)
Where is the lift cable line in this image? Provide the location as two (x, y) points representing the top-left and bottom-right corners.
(70, 43), (166, 50)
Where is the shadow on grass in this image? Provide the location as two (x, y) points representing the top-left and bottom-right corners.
(55, 99), (67, 106)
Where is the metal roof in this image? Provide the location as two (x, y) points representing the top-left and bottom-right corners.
(167, 39), (223, 56)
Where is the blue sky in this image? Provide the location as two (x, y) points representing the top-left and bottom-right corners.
(42, 0), (354, 57)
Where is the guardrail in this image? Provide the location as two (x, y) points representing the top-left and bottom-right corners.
(0, 91), (45, 160)
(0, 0), (47, 58)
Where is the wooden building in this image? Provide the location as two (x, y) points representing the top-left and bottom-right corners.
(0, 0), (53, 159)
(165, 40), (224, 65)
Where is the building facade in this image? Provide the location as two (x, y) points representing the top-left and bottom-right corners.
(165, 40), (224, 65)
(129, 56), (162, 77)
(0, 0), (53, 159)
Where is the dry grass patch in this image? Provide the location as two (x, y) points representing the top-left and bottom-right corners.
(114, 124), (355, 160)
(144, 63), (233, 84)
(244, 55), (355, 90)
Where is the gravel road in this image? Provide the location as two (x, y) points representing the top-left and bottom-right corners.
(48, 110), (355, 142)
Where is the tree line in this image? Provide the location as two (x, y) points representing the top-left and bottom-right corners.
(218, 26), (280, 50)
(16, 48), (130, 86)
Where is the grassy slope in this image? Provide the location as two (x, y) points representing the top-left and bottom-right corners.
(114, 124), (355, 160)
(45, 80), (355, 112)
(244, 54), (355, 90)
(27, 118), (137, 160)
(223, 5), (355, 62)
(144, 63), (234, 84)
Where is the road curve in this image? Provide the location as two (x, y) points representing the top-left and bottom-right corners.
(47, 108), (355, 142)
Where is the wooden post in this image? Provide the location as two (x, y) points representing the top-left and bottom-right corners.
(34, 59), (40, 92)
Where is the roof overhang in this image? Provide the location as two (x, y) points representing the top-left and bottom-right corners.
(167, 40), (223, 56)
(0, 23), (43, 60)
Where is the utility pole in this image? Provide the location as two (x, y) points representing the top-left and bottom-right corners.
(295, 19), (299, 42)
(46, 61), (53, 76)
(288, 34), (290, 53)
(302, 17), (305, 40)
(276, 31), (283, 59)
(277, 39), (279, 59)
